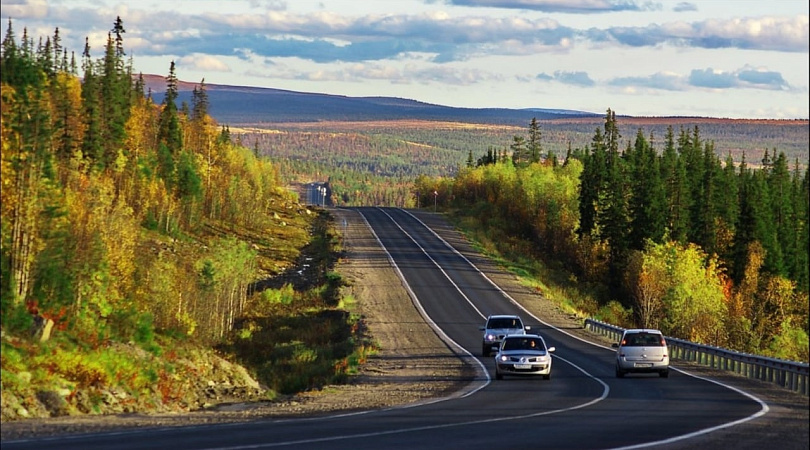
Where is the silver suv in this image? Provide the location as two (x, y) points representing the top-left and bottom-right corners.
(479, 315), (529, 356)
(612, 329), (670, 378)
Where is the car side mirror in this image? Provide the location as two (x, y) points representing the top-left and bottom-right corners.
(524, 326), (531, 331)
(611, 343), (619, 348)
(547, 346), (556, 352)
(479, 326), (485, 331)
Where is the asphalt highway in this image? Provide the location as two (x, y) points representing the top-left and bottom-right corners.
(3, 207), (768, 450)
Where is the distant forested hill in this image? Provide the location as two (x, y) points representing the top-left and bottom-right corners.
(143, 74), (598, 124)
(143, 75), (808, 170)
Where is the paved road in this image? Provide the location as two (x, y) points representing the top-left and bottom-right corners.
(2, 207), (769, 450)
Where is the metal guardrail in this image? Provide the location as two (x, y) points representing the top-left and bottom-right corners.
(584, 318), (809, 396)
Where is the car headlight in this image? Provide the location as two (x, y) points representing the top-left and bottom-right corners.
(498, 355), (509, 362)
(485, 334), (496, 342)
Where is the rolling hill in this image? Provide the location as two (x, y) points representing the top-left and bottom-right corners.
(141, 74), (599, 125)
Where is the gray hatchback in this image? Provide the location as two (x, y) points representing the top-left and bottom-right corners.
(612, 329), (670, 378)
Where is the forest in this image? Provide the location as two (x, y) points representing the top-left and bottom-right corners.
(1, 18), (376, 418)
(414, 113), (809, 362)
(235, 116), (807, 210)
(1, 13), (807, 422)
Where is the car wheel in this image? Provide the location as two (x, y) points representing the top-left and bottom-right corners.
(543, 374), (550, 380)
(616, 366), (625, 378)
(482, 346), (490, 357)
(659, 369), (669, 378)
(495, 370), (503, 380)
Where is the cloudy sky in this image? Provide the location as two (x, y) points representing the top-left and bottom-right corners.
(2, 0), (808, 119)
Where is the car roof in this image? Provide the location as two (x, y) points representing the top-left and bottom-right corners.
(504, 333), (543, 340)
(623, 329), (663, 334)
(487, 314), (521, 319)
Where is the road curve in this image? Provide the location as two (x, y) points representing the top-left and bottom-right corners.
(2, 207), (770, 450)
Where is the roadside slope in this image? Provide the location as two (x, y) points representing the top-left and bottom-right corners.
(2, 209), (807, 450)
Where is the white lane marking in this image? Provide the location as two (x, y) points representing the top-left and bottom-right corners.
(212, 354), (608, 449)
(397, 208), (770, 449)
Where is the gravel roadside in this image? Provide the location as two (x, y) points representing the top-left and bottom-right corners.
(2, 209), (807, 449)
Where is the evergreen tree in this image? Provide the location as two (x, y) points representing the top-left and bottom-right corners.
(768, 151), (792, 277)
(680, 126), (705, 244)
(527, 117), (542, 163)
(693, 141), (720, 255)
(191, 79), (209, 122)
(157, 61), (183, 171)
(510, 135), (527, 167)
(80, 37), (103, 167)
(596, 109), (629, 294)
(98, 17), (130, 170)
(660, 126), (689, 243)
(715, 152), (740, 264)
(627, 129), (666, 249)
(732, 159), (779, 283)
(794, 165), (810, 292)
(577, 126), (606, 238)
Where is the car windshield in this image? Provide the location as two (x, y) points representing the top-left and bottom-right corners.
(623, 332), (663, 347)
(488, 318), (521, 329)
(503, 337), (543, 351)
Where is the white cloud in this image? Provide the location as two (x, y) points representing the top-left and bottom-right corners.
(177, 53), (231, 72)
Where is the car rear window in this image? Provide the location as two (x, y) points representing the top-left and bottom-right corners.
(622, 332), (664, 347)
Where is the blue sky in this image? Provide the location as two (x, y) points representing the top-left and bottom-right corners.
(2, 0), (808, 119)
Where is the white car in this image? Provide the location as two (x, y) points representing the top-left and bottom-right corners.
(612, 329), (670, 378)
(494, 334), (555, 380)
(479, 314), (529, 356)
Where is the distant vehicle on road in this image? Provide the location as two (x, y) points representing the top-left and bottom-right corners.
(480, 314), (529, 357)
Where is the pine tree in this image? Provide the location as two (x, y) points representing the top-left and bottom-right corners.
(510, 135), (527, 167)
(0, 21), (54, 307)
(191, 79), (209, 122)
(768, 151), (792, 277)
(577, 126), (606, 238)
(627, 128), (666, 249)
(693, 141), (720, 255)
(715, 152), (739, 264)
(598, 109), (630, 294)
(159, 61), (182, 150)
(661, 127), (690, 243)
(680, 126), (705, 244)
(80, 37), (103, 167)
(527, 117), (542, 163)
(98, 17), (130, 170)
(794, 165), (810, 292)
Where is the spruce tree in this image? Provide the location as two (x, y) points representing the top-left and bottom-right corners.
(527, 117), (542, 163)
(628, 129), (666, 249)
(157, 61), (183, 155)
(80, 37), (103, 167)
(510, 135), (527, 167)
(693, 142), (720, 255)
(577, 126), (606, 238)
(659, 126), (689, 243)
(768, 151), (792, 278)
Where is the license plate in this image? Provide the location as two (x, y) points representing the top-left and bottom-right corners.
(635, 363), (652, 368)
(513, 364), (531, 369)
